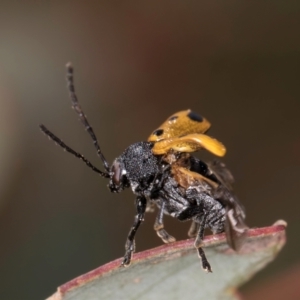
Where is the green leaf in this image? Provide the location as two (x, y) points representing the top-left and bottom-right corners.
(47, 221), (286, 300)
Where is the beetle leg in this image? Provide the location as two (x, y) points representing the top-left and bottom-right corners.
(122, 196), (147, 266)
(188, 221), (200, 237)
(154, 201), (176, 243)
(197, 248), (211, 273)
(194, 212), (207, 248)
(194, 212), (212, 272)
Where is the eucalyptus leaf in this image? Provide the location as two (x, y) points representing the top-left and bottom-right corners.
(47, 221), (286, 300)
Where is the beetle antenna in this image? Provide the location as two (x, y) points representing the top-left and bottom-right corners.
(65, 62), (110, 172)
(40, 124), (110, 178)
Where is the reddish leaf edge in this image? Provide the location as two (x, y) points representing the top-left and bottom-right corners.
(47, 220), (286, 300)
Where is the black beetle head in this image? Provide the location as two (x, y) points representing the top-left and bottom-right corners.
(109, 142), (160, 194)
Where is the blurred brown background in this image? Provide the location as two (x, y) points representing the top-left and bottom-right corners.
(0, 1), (299, 299)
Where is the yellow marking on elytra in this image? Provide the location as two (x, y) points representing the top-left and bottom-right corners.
(148, 109), (211, 142)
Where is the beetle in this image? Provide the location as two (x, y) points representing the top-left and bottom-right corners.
(40, 63), (248, 272)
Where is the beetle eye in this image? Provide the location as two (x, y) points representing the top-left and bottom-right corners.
(112, 161), (121, 185)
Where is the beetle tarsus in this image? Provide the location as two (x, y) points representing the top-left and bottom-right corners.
(156, 229), (176, 243)
(198, 247), (212, 273)
(121, 252), (132, 267)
